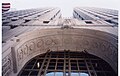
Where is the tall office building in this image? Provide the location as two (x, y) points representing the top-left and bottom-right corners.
(2, 7), (61, 42)
(73, 7), (118, 25)
(2, 7), (118, 76)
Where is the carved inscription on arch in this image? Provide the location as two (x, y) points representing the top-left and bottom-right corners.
(29, 42), (35, 52)
(37, 39), (43, 48)
(23, 45), (28, 55)
(16, 35), (117, 70)
(16, 37), (59, 66)
(72, 36), (117, 65)
(2, 53), (12, 76)
(45, 38), (53, 45)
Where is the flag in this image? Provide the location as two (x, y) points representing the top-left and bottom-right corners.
(2, 3), (10, 13)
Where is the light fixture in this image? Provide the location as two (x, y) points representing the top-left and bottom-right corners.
(37, 62), (40, 68)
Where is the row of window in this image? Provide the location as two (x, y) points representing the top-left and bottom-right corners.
(50, 10), (61, 20)
(2, 8), (56, 25)
(74, 10), (84, 20)
(79, 9), (118, 25)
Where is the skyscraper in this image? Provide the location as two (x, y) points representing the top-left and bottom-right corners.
(73, 7), (118, 25)
(2, 7), (118, 76)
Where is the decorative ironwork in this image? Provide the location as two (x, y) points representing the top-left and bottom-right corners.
(18, 51), (117, 76)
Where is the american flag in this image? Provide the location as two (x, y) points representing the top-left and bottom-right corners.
(2, 3), (10, 13)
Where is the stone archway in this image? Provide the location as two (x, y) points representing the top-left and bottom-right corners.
(5, 28), (117, 76)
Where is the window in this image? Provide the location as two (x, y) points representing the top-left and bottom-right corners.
(85, 21), (93, 24)
(46, 72), (54, 76)
(43, 21), (49, 24)
(80, 73), (89, 76)
(24, 19), (30, 23)
(71, 72), (79, 76)
(55, 72), (63, 76)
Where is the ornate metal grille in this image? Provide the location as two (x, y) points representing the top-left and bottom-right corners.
(18, 51), (117, 76)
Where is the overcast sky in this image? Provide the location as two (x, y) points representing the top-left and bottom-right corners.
(2, 0), (119, 17)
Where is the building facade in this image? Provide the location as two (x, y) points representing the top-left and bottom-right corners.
(2, 7), (118, 76)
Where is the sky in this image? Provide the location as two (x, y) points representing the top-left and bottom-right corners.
(2, 0), (120, 17)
